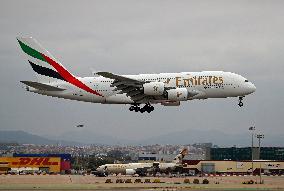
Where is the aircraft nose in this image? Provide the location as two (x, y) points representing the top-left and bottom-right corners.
(247, 82), (256, 94)
(251, 83), (256, 92)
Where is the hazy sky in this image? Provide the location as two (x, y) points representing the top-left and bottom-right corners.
(0, 0), (283, 146)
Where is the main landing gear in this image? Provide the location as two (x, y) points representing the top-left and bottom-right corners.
(238, 96), (244, 107)
(129, 103), (154, 113)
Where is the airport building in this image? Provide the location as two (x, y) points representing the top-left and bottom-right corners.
(207, 147), (284, 160)
(138, 147), (284, 175)
(0, 154), (71, 174)
(182, 160), (284, 175)
(138, 152), (205, 162)
(138, 153), (176, 162)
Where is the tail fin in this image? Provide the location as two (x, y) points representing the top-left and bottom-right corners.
(172, 148), (188, 164)
(17, 37), (69, 83)
(17, 37), (103, 96)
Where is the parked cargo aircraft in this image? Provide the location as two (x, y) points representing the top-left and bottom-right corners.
(96, 149), (188, 176)
(17, 37), (256, 113)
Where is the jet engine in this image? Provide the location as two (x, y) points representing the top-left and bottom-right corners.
(143, 82), (165, 95)
(125, 169), (136, 175)
(167, 88), (188, 101)
(161, 101), (180, 106)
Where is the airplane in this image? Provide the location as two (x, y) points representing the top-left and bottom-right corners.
(95, 148), (188, 176)
(17, 37), (256, 113)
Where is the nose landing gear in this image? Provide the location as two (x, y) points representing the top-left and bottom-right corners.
(129, 103), (154, 113)
(238, 96), (244, 107)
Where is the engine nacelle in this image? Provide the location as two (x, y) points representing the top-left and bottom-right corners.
(161, 101), (180, 106)
(125, 169), (136, 175)
(143, 82), (165, 96)
(167, 88), (188, 101)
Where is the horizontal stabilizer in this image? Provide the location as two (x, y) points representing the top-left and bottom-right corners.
(20, 81), (65, 91)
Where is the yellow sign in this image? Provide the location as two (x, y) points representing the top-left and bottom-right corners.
(0, 157), (61, 173)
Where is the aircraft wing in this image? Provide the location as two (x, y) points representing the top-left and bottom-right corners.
(97, 72), (155, 103)
(96, 72), (143, 86)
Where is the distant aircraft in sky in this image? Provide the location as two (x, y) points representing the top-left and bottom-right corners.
(76, 124), (84, 128)
(96, 148), (188, 176)
(17, 37), (256, 113)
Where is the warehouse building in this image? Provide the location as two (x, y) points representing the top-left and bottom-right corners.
(13, 153), (71, 173)
(0, 156), (61, 174)
(0, 154), (71, 174)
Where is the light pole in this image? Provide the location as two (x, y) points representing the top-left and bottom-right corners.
(249, 126), (255, 175)
(256, 134), (264, 184)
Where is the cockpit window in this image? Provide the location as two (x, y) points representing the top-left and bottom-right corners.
(245, 80), (249, 82)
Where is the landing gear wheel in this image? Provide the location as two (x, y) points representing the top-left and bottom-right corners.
(129, 104), (141, 112)
(129, 106), (135, 111)
(238, 96), (244, 107)
(129, 103), (154, 113)
(146, 106), (154, 113)
(143, 103), (154, 113)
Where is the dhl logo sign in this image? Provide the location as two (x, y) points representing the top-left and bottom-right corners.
(11, 157), (59, 166)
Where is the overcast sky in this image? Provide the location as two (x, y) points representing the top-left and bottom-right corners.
(0, 0), (283, 146)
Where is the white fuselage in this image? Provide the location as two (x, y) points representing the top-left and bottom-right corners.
(96, 162), (179, 175)
(97, 163), (152, 174)
(27, 71), (256, 104)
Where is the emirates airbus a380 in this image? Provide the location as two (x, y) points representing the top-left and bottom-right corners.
(17, 37), (256, 113)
